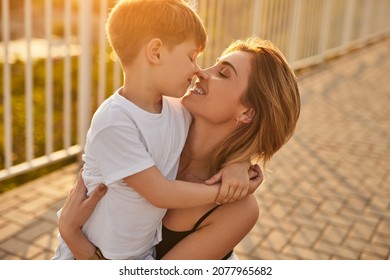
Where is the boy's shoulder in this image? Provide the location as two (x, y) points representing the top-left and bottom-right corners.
(91, 92), (132, 125)
(163, 96), (192, 125)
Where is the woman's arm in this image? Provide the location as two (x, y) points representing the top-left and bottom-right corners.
(58, 171), (107, 259)
(59, 166), (261, 259)
(161, 195), (259, 260)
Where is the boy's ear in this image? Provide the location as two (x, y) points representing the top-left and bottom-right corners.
(146, 38), (163, 64)
(236, 108), (255, 124)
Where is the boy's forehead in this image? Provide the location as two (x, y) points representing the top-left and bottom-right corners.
(181, 37), (202, 52)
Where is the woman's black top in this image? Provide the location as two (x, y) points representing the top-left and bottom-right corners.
(155, 205), (233, 260)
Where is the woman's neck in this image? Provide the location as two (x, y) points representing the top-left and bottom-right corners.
(177, 119), (234, 182)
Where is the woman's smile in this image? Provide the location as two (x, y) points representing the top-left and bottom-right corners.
(191, 83), (206, 95)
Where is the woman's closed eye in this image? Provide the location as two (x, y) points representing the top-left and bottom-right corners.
(218, 68), (229, 78)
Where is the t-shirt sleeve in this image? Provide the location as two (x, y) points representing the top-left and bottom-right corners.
(90, 122), (155, 185)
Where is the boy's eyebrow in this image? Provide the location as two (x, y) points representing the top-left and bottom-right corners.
(221, 61), (237, 76)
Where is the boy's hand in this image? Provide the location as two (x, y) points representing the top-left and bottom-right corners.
(248, 164), (263, 194)
(205, 162), (263, 204)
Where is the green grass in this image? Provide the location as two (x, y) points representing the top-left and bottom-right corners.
(0, 49), (119, 192)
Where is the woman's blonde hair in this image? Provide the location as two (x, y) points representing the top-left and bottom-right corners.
(211, 37), (300, 170)
(106, 0), (207, 66)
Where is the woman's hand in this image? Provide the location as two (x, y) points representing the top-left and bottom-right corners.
(59, 169), (107, 259)
(59, 170), (107, 233)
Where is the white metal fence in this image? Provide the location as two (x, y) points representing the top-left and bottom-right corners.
(1, 0), (389, 182)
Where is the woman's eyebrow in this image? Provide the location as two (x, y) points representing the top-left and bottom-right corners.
(221, 61), (237, 76)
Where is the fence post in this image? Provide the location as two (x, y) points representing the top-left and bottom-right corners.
(318, 0), (332, 61)
(342, 0), (355, 49)
(63, 0), (72, 151)
(2, 0), (12, 172)
(45, 0), (53, 157)
(97, 0), (108, 105)
(78, 0), (92, 148)
(25, 0), (34, 163)
(252, 0), (262, 36)
(289, 0), (302, 67)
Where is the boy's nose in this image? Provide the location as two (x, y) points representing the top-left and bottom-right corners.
(193, 62), (201, 73)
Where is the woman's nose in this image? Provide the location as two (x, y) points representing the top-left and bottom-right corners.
(196, 68), (209, 80)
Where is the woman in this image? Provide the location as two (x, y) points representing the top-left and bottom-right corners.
(59, 37), (300, 259)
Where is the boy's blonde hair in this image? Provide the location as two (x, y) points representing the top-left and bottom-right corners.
(106, 0), (207, 67)
(211, 37), (301, 170)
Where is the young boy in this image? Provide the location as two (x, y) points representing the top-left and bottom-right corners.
(53, 0), (257, 260)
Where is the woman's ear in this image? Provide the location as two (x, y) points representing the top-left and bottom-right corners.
(236, 108), (255, 124)
(145, 38), (163, 64)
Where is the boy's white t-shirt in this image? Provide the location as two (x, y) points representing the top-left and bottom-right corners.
(53, 88), (192, 259)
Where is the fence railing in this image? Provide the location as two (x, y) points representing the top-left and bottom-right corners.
(1, 0), (389, 182)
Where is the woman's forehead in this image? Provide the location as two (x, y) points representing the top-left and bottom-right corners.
(217, 51), (252, 75)
(218, 51), (250, 64)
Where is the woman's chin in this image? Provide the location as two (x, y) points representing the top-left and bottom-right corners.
(181, 95), (198, 112)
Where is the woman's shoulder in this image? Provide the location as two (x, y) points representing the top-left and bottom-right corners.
(225, 195), (259, 215)
(214, 195), (259, 226)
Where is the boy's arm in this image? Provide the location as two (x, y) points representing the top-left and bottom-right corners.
(205, 162), (263, 204)
(92, 123), (222, 207)
(123, 166), (221, 208)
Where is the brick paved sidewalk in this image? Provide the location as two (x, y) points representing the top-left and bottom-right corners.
(1, 38), (389, 260)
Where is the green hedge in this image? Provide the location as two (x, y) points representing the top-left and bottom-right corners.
(0, 49), (120, 193)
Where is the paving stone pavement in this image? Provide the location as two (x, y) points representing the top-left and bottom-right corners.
(0, 38), (389, 260)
